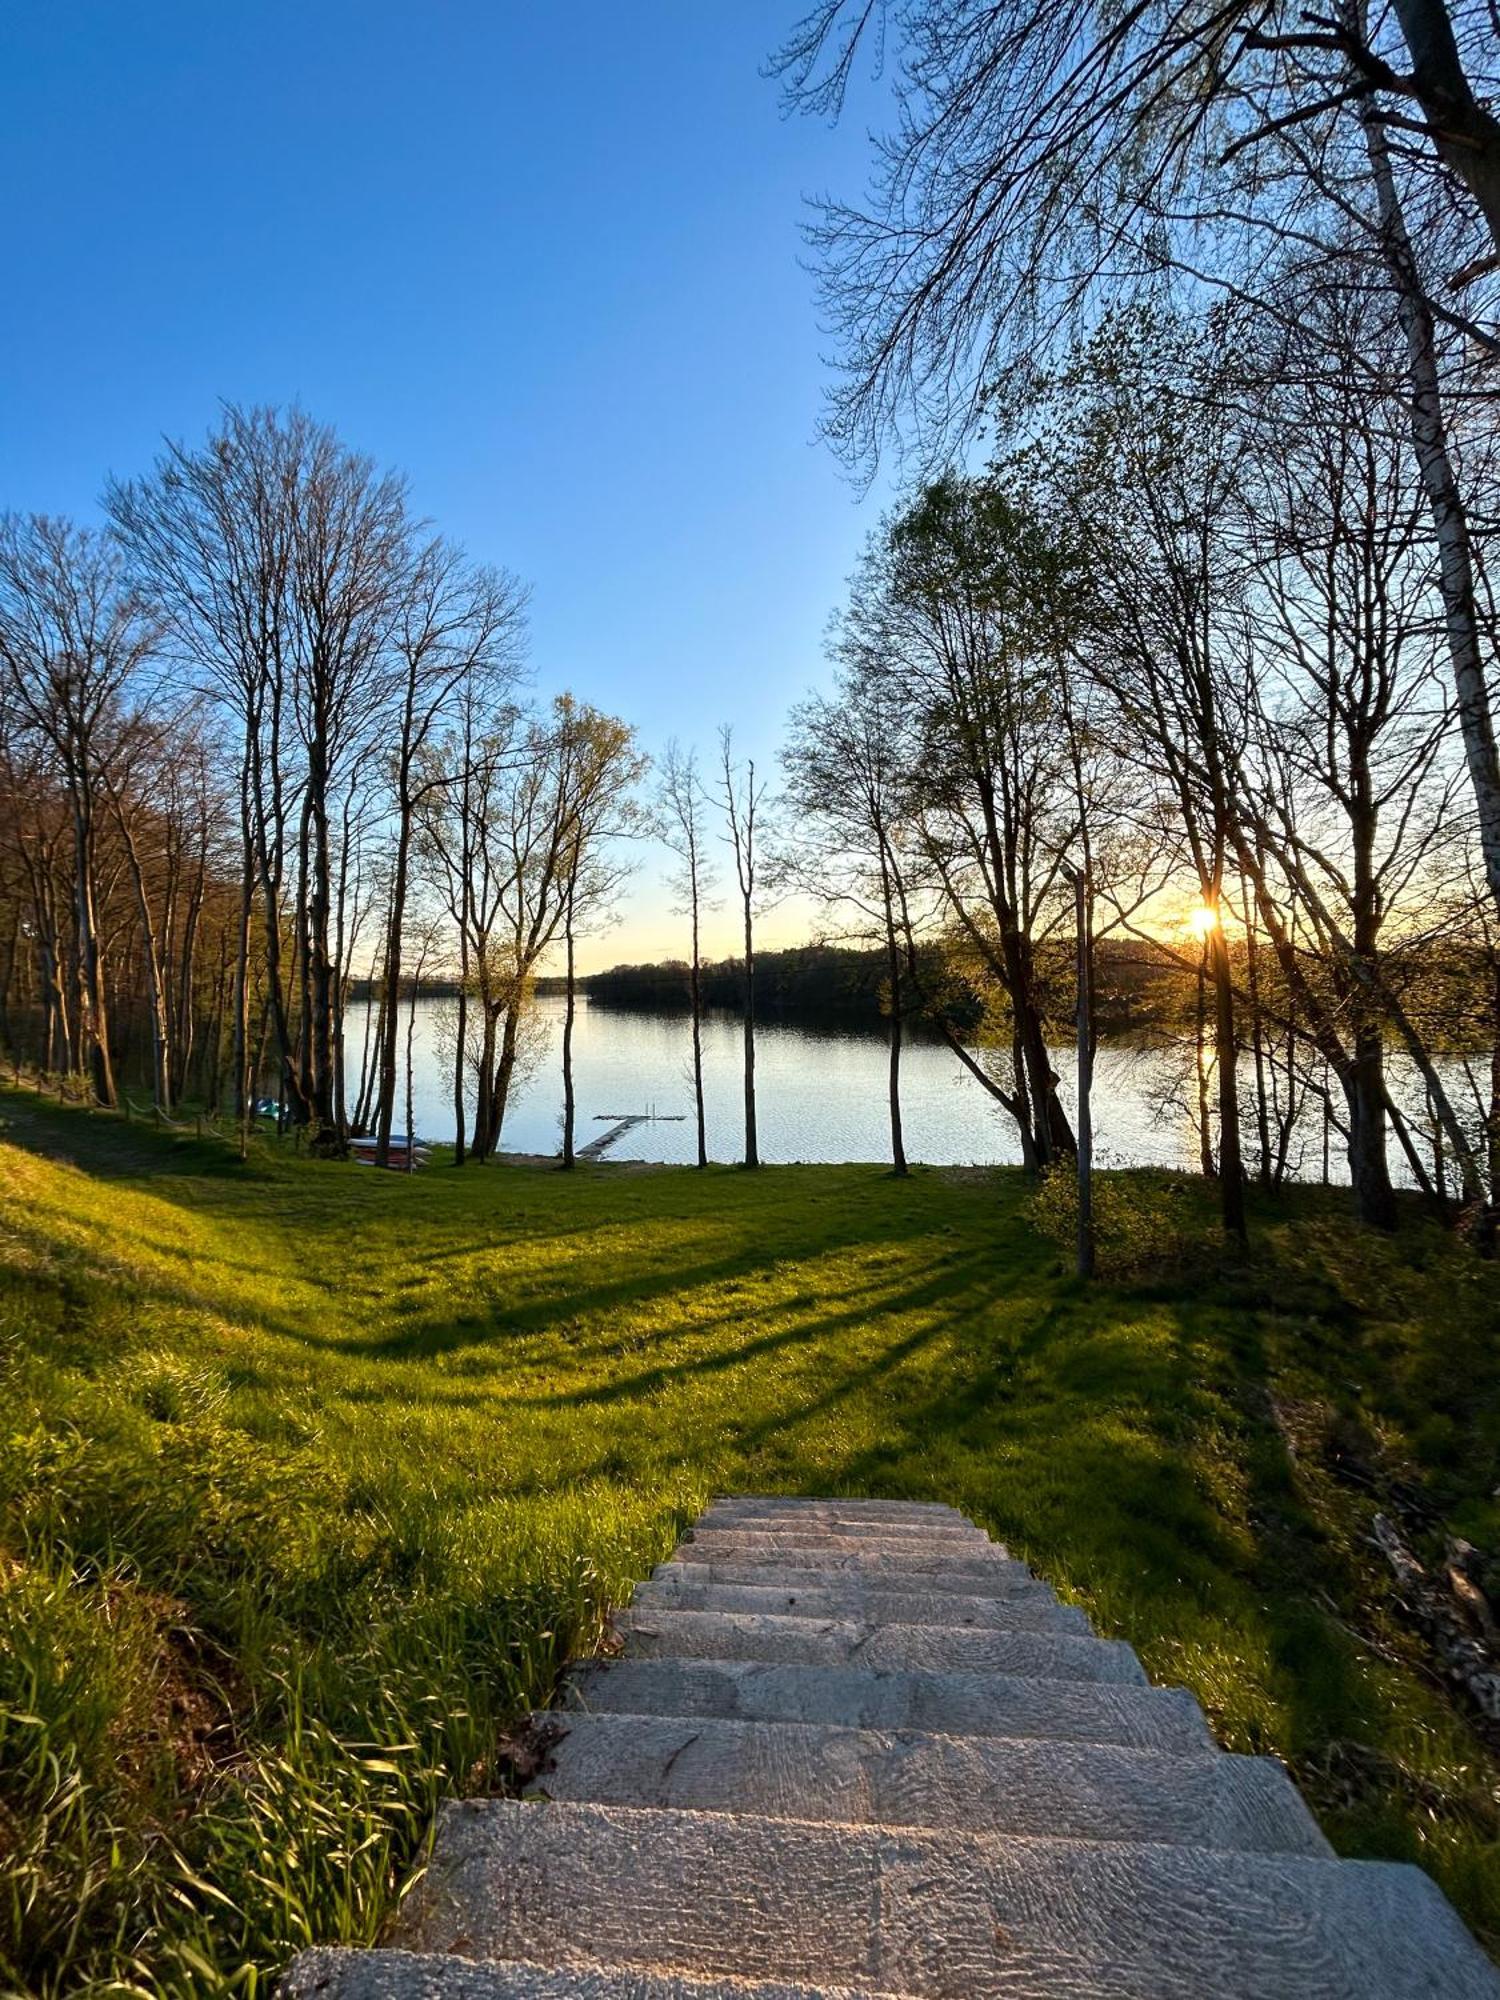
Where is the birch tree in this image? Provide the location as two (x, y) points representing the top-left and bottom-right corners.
(0, 517), (156, 1105)
(659, 740), (713, 1168)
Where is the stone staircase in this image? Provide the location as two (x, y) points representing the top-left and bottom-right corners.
(284, 1497), (1499, 1998)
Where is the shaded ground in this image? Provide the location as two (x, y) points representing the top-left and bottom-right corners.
(0, 1085), (1496, 1994)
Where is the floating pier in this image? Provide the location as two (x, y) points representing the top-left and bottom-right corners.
(579, 1104), (686, 1160)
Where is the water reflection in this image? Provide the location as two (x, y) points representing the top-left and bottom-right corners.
(349, 995), (1401, 1184)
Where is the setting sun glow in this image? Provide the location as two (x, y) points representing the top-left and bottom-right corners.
(1188, 905), (1220, 940)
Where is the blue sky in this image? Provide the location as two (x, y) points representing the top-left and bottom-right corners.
(0, 2), (896, 962)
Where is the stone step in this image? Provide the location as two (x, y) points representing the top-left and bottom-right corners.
(566, 1656), (1216, 1755)
(686, 1523), (996, 1550)
(631, 1579), (1090, 1635)
(711, 1496), (970, 1526)
(394, 1799), (1499, 1998)
(615, 1607), (1147, 1682)
(698, 1509), (990, 1545)
(661, 1548), (1035, 1587)
(674, 1534), (1019, 1569)
(281, 1946), (892, 1999)
(530, 1710), (1329, 1855)
(650, 1559), (1046, 1603)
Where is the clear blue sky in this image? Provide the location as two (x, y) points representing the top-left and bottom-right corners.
(0, 2), (894, 962)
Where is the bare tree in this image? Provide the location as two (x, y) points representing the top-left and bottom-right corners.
(719, 728), (770, 1169)
(782, 684), (915, 1174)
(1237, 292), (1463, 1227)
(833, 484), (1079, 1169)
(372, 545), (526, 1164)
(287, 427), (409, 1152)
(98, 706), (204, 1113)
(772, 0), (1500, 448)
(418, 695), (637, 1164)
(772, 0), (1500, 940)
(0, 517), (156, 1104)
(554, 700), (647, 1170)
(0, 698), (76, 1074)
(1051, 328), (1253, 1238)
(659, 739), (713, 1168)
(110, 407), (307, 1147)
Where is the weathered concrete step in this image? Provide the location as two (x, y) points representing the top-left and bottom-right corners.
(675, 1534), (1017, 1569)
(699, 1508), (989, 1545)
(615, 1607), (1147, 1683)
(566, 1656), (1216, 1754)
(281, 1946), (893, 1999)
(693, 1528), (993, 1553)
(396, 1799), (1499, 1998)
(531, 1711), (1329, 1855)
(632, 1579), (1089, 1635)
(652, 1559), (1045, 1603)
(712, 1496), (969, 1526)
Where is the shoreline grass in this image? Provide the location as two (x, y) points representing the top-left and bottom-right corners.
(1, 1085), (1497, 1992)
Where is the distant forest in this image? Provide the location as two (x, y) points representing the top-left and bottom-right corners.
(579, 941), (1174, 1038)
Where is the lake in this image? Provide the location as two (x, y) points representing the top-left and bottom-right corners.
(349, 993), (1382, 1181)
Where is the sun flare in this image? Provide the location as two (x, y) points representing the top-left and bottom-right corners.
(1188, 904), (1220, 940)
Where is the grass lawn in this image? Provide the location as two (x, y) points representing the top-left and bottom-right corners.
(1, 1084), (1498, 1994)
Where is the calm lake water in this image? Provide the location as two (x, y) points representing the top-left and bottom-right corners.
(349, 994), (1373, 1180)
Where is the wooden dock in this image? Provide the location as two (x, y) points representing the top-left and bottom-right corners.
(578, 1107), (686, 1160)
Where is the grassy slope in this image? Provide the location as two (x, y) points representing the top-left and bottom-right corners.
(0, 1086), (1497, 1994)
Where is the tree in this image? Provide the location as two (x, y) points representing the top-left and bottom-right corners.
(110, 407), (312, 1147)
(719, 729), (770, 1169)
(834, 482), (1078, 1170)
(418, 695), (641, 1164)
(0, 693), (76, 1074)
(286, 424), (410, 1153)
(782, 683), (915, 1174)
(773, 0), (1500, 941)
(372, 545), (526, 1165)
(773, 0), (1500, 445)
(553, 700), (648, 1170)
(110, 405), (416, 1153)
(659, 739), (713, 1168)
(97, 705), (205, 1115)
(1236, 289), (1461, 1228)
(1048, 326), (1253, 1238)
(0, 517), (156, 1105)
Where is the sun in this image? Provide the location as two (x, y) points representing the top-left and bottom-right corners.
(1187, 904), (1219, 940)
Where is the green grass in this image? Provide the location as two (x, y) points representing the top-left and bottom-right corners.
(1, 1084), (1497, 1994)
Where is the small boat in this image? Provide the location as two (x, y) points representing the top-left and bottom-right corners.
(349, 1133), (431, 1171)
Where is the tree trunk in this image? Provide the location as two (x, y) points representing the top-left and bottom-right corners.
(560, 875), (577, 1170)
(1359, 93), (1500, 924)
(1073, 868), (1095, 1279)
(879, 844), (908, 1176)
(470, 998), (497, 1160)
(374, 812), (412, 1166)
(452, 936), (469, 1166)
(235, 734), (256, 1153)
(1244, 899), (1274, 1188)
(1210, 922), (1247, 1241)
(117, 811), (173, 1114)
(974, 777), (1075, 1163)
(741, 890), (759, 1169)
(689, 874), (707, 1169)
(305, 733), (342, 1152)
(1387, 0), (1500, 258)
(405, 969), (419, 1176)
(490, 1003), (521, 1158)
(1195, 945), (1215, 1180)
(70, 791), (115, 1106)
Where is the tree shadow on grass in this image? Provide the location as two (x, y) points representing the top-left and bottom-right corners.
(492, 1245), (1018, 1410)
